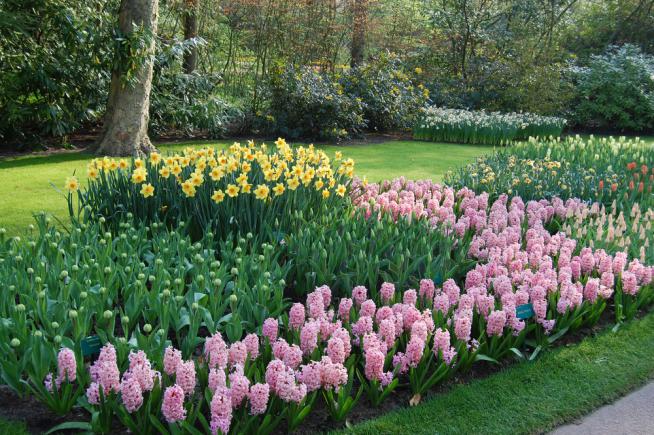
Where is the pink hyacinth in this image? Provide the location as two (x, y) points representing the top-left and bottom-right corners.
(229, 341), (249, 366)
(86, 382), (100, 405)
(90, 344), (120, 396)
(454, 311), (472, 342)
(164, 346), (182, 375)
(298, 361), (322, 392)
(210, 386), (232, 435)
(316, 285), (332, 307)
(248, 383), (270, 415)
(433, 293), (450, 314)
(289, 303), (305, 330)
(205, 333), (228, 369)
(208, 368), (226, 393)
(283, 344), (303, 369)
(338, 298), (353, 321)
(380, 282), (395, 304)
(419, 279), (435, 301)
(432, 328), (451, 355)
(364, 348), (385, 381)
(44, 373), (53, 392)
(405, 336), (425, 368)
(486, 310), (507, 337)
(276, 366), (307, 403)
(321, 358), (348, 391)
(622, 271), (639, 296)
(262, 318), (278, 342)
(300, 320), (320, 355)
(265, 359), (286, 393)
(229, 371), (250, 408)
(306, 290), (325, 319)
(360, 299), (376, 318)
(327, 336), (346, 365)
(352, 286), (368, 306)
(56, 347), (76, 387)
(120, 375), (143, 413)
(443, 279), (461, 305)
(243, 334), (260, 360)
(352, 315), (373, 336)
(403, 289), (417, 306)
(162, 384), (186, 423)
(176, 360), (196, 396)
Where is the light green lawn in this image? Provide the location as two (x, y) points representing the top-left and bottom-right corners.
(0, 140), (493, 235)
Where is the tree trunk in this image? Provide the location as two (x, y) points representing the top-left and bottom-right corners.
(183, 0), (199, 73)
(350, 0), (367, 67)
(95, 0), (159, 157)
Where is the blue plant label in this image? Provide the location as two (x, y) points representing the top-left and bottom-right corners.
(433, 272), (443, 287)
(516, 303), (535, 320)
(81, 335), (102, 356)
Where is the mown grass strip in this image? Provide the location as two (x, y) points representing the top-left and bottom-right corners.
(341, 312), (654, 435)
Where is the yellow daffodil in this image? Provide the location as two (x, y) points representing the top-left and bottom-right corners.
(242, 182), (252, 193)
(87, 166), (99, 180)
(211, 190), (225, 203)
(210, 167), (225, 181)
(140, 183), (155, 198)
(226, 184), (240, 197)
(65, 176), (79, 192)
(150, 152), (162, 166)
(131, 167), (147, 184)
(336, 184), (346, 197)
(322, 189), (330, 199)
(159, 166), (171, 178)
(236, 173), (249, 186)
(273, 183), (285, 196)
(315, 180), (324, 190)
(119, 159), (129, 170)
(181, 180), (196, 197)
(134, 158), (144, 168)
(191, 172), (204, 187)
(171, 164), (182, 176)
(287, 177), (300, 190)
(254, 184), (270, 200)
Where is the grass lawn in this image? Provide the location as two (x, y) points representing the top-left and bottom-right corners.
(341, 312), (654, 435)
(0, 140), (493, 235)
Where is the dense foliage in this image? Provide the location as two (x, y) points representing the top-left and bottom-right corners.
(569, 45), (654, 132)
(265, 66), (367, 141)
(341, 55), (429, 132)
(2, 0), (653, 148)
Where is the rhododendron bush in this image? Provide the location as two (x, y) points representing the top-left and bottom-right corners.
(1, 137), (654, 433)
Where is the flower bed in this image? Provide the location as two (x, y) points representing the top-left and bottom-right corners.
(1, 137), (653, 433)
(413, 107), (566, 146)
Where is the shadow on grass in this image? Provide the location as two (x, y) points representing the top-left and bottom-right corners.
(0, 151), (94, 169)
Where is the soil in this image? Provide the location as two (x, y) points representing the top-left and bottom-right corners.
(1, 305), (648, 434)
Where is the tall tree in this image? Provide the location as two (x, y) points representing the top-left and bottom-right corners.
(350, 0), (368, 67)
(95, 0), (159, 156)
(183, 0), (199, 73)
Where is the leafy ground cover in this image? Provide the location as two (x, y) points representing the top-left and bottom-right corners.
(0, 140), (492, 235)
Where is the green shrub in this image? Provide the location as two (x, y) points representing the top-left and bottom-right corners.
(265, 65), (366, 141)
(340, 55), (429, 132)
(570, 44), (654, 132)
(150, 71), (243, 139)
